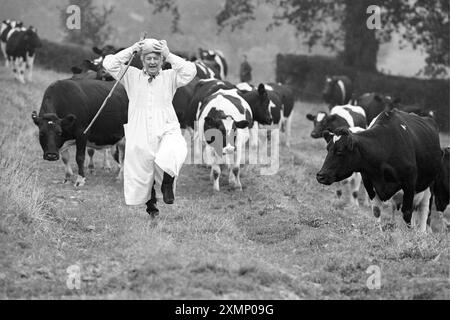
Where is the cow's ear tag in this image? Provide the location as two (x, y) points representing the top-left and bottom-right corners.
(32, 111), (41, 126)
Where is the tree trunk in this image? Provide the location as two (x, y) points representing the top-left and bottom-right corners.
(342, 0), (379, 72)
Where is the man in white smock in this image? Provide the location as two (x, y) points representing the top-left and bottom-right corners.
(103, 38), (196, 217)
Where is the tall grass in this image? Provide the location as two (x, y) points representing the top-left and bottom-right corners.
(0, 125), (51, 234)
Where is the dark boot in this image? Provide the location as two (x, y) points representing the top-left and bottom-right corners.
(146, 182), (159, 217)
(161, 172), (175, 204)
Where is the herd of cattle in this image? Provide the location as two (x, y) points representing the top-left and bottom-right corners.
(1, 19), (449, 233)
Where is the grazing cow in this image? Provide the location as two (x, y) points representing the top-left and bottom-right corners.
(0, 20), (23, 66)
(5, 26), (41, 83)
(323, 75), (353, 109)
(306, 105), (368, 207)
(263, 83), (295, 147)
(32, 79), (128, 186)
(199, 48), (227, 80)
(196, 89), (252, 191)
(187, 79), (272, 131)
(306, 105), (367, 139)
(317, 109), (442, 232)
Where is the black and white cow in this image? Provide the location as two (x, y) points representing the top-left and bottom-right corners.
(187, 80), (272, 171)
(263, 83), (295, 147)
(1, 20), (23, 67)
(306, 105), (367, 139)
(196, 89), (252, 191)
(187, 79), (272, 131)
(316, 109), (442, 232)
(69, 60), (127, 174)
(32, 79), (128, 186)
(323, 75), (353, 110)
(199, 48), (227, 80)
(5, 25), (41, 83)
(306, 105), (368, 207)
(236, 82), (295, 147)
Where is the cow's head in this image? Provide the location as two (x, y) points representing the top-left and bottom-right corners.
(204, 108), (249, 155)
(25, 27), (42, 50)
(306, 112), (348, 140)
(14, 20), (24, 28)
(316, 128), (361, 185)
(322, 76), (337, 102)
(71, 59), (98, 74)
(32, 111), (77, 161)
(199, 48), (216, 61)
(240, 84), (272, 125)
(71, 59), (115, 81)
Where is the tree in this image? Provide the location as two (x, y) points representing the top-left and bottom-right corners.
(215, 0), (449, 77)
(147, 0), (181, 33)
(150, 0), (449, 77)
(60, 0), (114, 46)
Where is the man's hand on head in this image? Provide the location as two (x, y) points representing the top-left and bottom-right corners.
(132, 41), (145, 54)
(153, 40), (170, 59)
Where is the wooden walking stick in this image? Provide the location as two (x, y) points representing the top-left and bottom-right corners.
(83, 32), (147, 135)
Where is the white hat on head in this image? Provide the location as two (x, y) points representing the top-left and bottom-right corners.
(141, 38), (160, 56)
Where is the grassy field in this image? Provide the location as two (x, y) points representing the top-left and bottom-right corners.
(0, 66), (449, 300)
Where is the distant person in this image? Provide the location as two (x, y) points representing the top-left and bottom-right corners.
(103, 38), (197, 218)
(239, 54), (252, 83)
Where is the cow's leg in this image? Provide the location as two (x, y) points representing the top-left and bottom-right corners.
(194, 129), (203, 165)
(416, 188), (431, 233)
(336, 180), (344, 199)
(26, 53), (35, 82)
(249, 123), (258, 149)
(15, 57), (25, 84)
(0, 42), (8, 67)
(227, 154), (236, 187)
(362, 189), (371, 207)
(61, 149), (73, 184)
(12, 57), (18, 80)
(211, 164), (221, 192)
(232, 136), (245, 192)
(116, 139), (126, 181)
(74, 139), (87, 187)
(103, 148), (112, 171)
(285, 110), (294, 148)
(401, 183), (416, 228)
(87, 148), (95, 174)
(348, 173), (361, 207)
(371, 194), (384, 230)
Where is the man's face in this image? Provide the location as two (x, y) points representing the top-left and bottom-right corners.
(142, 52), (163, 75)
